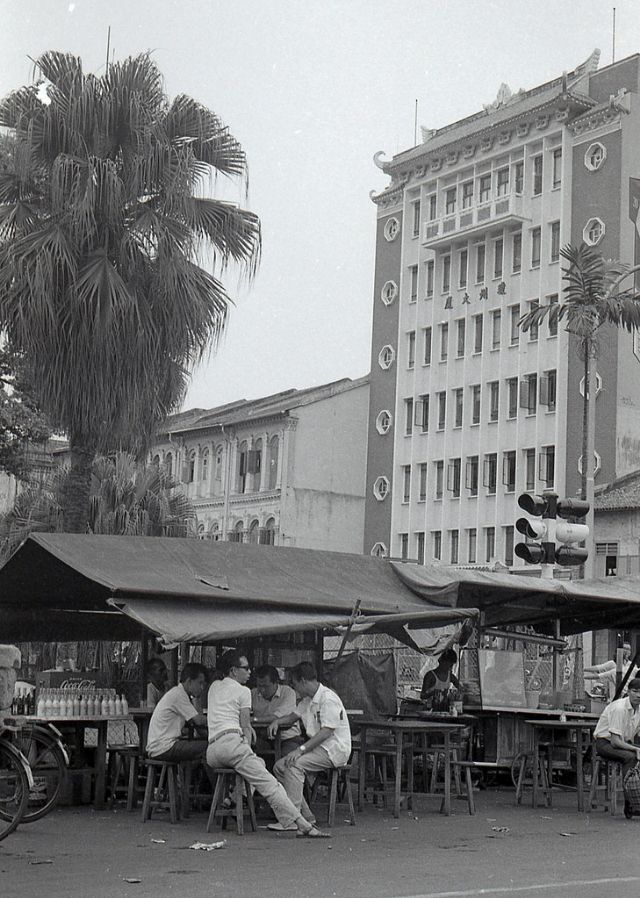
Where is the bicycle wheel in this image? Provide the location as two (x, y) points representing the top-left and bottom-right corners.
(12, 727), (67, 823)
(0, 742), (29, 841)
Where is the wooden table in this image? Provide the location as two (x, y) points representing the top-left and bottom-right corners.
(128, 706), (153, 749)
(356, 718), (466, 818)
(251, 722), (283, 761)
(21, 715), (131, 810)
(527, 719), (597, 812)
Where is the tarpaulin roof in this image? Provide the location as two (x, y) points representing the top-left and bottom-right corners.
(0, 534), (476, 644)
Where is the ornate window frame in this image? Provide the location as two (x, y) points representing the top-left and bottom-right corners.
(579, 371), (602, 398)
(380, 280), (398, 306)
(384, 217), (400, 242)
(378, 344), (396, 370)
(578, 450), (602, 477)
(371, 542), (388, 558)
(373, 476), (390, 501)
(583, 217), (605, 246)
(375, 410), (393, 435)
(584, 141), (607, 172)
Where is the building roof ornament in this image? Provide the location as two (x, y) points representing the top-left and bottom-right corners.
(483, 82), (525, 113)
(373, 150), (392, 172)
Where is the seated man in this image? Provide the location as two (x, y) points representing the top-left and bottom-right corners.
(421, 648), (460, 708)
(269, 662), (351, 829)
(594, 676), (640, 813)
(146, 658), (169, 709)
(206, 650), (328, 838)
(252, 665), (302, 758)
(145, 662), (208, 763)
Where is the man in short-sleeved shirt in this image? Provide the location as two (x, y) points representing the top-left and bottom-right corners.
(251, 665), (302, 757)
(146, 663), (208, 762)
(269, 662), (351, 827)
(594, 677), (640, 781)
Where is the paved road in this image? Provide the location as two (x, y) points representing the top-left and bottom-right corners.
(2, 789), (640, 898)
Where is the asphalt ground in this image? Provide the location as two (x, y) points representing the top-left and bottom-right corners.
(2, 788), (640, 898)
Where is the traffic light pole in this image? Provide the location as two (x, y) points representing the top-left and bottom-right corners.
(541, 490), (557, 580)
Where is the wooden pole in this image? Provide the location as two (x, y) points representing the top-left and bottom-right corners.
(335, 600), (362, 664)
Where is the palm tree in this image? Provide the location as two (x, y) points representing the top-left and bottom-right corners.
(0, 52), (261, 531)
(519, 244), (640, 552)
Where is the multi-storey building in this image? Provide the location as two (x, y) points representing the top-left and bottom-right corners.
(364, 50), (640, 569)
(153, 376), (369, 552)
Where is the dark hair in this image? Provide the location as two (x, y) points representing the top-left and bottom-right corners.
(148, 658), (167, 673)
(218, 650), (248, 677)
(290, 661), (317, 683)
(628, 678), (640, 691)
(255, 664), (279, 683)
(439, 649), (458, 666)
(180, 662), (208, 684)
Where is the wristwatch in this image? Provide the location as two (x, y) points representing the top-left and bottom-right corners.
(299, 744), (307, 753)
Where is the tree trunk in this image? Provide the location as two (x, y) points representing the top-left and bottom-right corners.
(581, 339), (596, 580)
(580, 347), (589, 502)
(60, 441), (95, 533)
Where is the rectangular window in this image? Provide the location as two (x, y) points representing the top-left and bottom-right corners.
(428, 194), (437, 221)
(550, 221), (560, 263)
(473, 314), (483, 354)
(471, 384), (481, 424)
(533, 154), (543, 195)
(400, 533), (409, 560)
(548, 294), (558, 337)
(466, 455), (479, 497)
(496, 167), (509, 197)
(503, 450), (516, 492)
(479, 173), (491, 204)
(540, 445), (555, 487)
(489, 380), (499, 422)
(435, 461), (444, 500)
(417, 394), (429, 432)
(404, 398), (414, 435)
(525, 447), (536, 490)
(512, 231), (522, 273)
(442, 255), (451, 293)
(445, 187), (456, 216)
(514, 160), (524, 194)
(426, 260), (435, 298)
(468, 528), (477, 564)
(439, 323), (449, 361)
(456, 318), (466, 357)
(433, 530), (442, 561)
(409, 265), (418, 302)
(476, 243), (486, 283)
(504, 525), (514, 566)
(510, 304), (521, 345)
(552, 147), (562, 188)
(491, 309), (501, 349)
(407, 330), (416, 368)
(540, 369), (557, 411)
(462, 180), (474, 209)
(423, 326), (432, 364)
(412, 200), (421, 237)
(454, 388), (463, 427)
(450, 530), (459, 564)
(447, 458), (461, 498)
(459, 249), (468, 288)
(494, 238), (503, 279)
(483, 453), (497, 494)
(437, 391), (446, 430)
(402, 464), (411, 503)
(528, 300), (539, 341)
(520, 373), (538, 414)
(418, 462), (428, 501)
(485, 526), (496, 563)
(531, 227), (541, 268)
(416, 531), (425, 565)
(507, 377), (518, 418)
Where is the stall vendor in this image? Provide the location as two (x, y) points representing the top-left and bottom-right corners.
(146, 658), (169, 709)
(584, 643), (638, 701)
(421, 649), (460, 708)
(251, 665), (303, 756)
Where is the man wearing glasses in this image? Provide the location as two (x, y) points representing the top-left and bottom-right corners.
(594, 677), (640, 817)
(206, 650), (329, 838)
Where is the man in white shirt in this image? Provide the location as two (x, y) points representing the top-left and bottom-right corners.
(206, 650), (329, 838)
(269, 662), (351, 830)
(594, 677), (640, 783)
(146, 663), (208, 762)
(585, 643), (638, 701)
(252, 665), (302, 758)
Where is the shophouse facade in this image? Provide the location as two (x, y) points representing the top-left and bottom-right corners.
(152, 376), (369, 553)
(364, 50), (640, 569)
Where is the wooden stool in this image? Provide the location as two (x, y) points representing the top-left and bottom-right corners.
(588, 756), (624, 815)
(445, 760), (477, 815)
(207, 768), (257, 835)
(108, 745), (141, 811)
(141, 759), (182, 824)
(310, 766), (356, 827)
(515, 751), (552, 806)
(362, 746), (397, 808)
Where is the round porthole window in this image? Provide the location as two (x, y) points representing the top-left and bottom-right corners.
(380, 280), (398, 305)
(373, 476), (390, 501)
(376, 410), (393, 435)
(583, 217), (605, 246)
(378, 345), (396, 370)
(584, 142), (607, 172)
(384, 217), (400, 242)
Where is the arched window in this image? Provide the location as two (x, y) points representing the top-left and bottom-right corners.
(201, 448), (209, 482)
(237, 441), (248, 493)
(197, 522), (206, 540)
(214, 446), (224, 494)
(252, 439), (263, 492)
(209, 522), (220, 541)
(268, 436), (279, 490)
(233, 520), (245, 543)
(187, 449), (196, 483)
(261, 517), (276, 546)
(248, 519), (260, 544)
(152, 454), (160, 467)
(164, 452), (173, 478)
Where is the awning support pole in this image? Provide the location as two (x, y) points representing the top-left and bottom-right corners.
(482, 628), (567, 650)
(335, 600), (361, 664)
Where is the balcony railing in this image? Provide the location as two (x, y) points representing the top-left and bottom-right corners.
(423, 192), (529, 248)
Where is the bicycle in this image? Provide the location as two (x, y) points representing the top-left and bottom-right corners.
(0, 723), (32, 841)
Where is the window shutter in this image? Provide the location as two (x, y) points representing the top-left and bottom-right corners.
(539, 375), (549, 407)
(180, 464), (190, 483)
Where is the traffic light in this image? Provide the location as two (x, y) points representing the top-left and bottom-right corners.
(515, 491), (590, 575)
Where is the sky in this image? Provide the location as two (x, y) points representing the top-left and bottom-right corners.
(2, 0), (640, 411)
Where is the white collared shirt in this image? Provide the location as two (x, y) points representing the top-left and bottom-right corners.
(296, 683), (351, 766)
(594, 695), (640, 742)
(146, 683), (198, 757)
